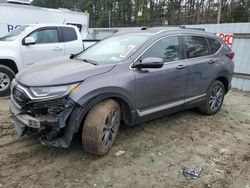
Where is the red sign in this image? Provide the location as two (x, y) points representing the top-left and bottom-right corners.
(217, 33), (234, 48)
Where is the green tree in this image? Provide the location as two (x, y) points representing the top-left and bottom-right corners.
(96, 10), (109, 27)
(31, 0), (250, 27)
(232, 3), (248, 22)
(32, 0), (76, 9)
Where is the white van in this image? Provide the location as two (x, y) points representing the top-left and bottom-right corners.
(0, 2), (89, 39)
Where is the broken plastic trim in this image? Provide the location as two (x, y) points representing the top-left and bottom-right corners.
(58, 99), (76, 128)
(40, 99), (77, 148)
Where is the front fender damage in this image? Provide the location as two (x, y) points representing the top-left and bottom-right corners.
(51, 98), (107, 148)
(47, 102), (92, 148)
(10, 96), (82, 148)
(40, 100), (77, 148)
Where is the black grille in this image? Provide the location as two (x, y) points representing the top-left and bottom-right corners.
(32, 99), (65, 109)
(27, 98), (66, 115)
(13, 86), (30, 106)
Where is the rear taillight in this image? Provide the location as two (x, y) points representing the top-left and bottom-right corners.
(226, 51), (235, 59)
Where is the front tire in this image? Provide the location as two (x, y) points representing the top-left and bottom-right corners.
(199, 81), (225, 115)
(82, 99), (121, 156)
(0, 65), (15, 96)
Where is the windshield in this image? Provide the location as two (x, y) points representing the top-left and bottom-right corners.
(77, 34), (152, 64)
(0, 26), (29, 41)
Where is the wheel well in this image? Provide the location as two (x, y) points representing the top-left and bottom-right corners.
(217, 77), (229, 93)
(0, 59), (18, 74)
(112, 97), (133, 126)
(77, 96), (133, 132)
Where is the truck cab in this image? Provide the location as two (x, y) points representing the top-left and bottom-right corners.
(0, 24), (83, 95)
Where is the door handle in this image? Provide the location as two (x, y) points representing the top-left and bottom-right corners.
(176, 64), (186, 70)
(53, 47), (63, 51)
(208, 60), (215, 64)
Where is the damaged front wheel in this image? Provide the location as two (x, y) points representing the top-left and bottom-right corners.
(82, 99), (121, 156)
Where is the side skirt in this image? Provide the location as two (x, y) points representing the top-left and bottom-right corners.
(134, 94), (206, 124)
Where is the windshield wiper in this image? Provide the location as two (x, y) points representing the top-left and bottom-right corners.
(83, 59), (98, 66)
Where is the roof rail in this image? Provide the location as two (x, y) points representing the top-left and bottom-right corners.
(179, 25), (205, 31)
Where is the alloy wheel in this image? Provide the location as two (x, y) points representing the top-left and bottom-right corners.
(209, 85), (223, 112)
(102, 110), (119, 145)
(0, 72), (10, 91)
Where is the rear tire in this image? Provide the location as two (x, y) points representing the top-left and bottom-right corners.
(199, 81), (225, 115)
(82, 99), (121, 156)
(0, 65), (15, 96)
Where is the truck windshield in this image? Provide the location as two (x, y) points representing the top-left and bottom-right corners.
(0, 26), (29, 41)
(77, 34), (152, 64)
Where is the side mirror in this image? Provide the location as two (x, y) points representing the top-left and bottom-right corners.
(23, 37), (36, 45)
(132, 57), (164, 69)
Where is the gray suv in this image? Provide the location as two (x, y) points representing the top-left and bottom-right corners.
(9, 29), (235, 156)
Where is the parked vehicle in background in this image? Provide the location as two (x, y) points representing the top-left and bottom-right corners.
(0, 1), (89, 39)
(9, 29), (234, 156)
(0, 24), (83, 95)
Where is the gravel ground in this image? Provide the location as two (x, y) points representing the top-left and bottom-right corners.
(0, 90), (250, 188)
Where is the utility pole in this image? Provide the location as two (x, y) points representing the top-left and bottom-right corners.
(109, 11), (111, 28)
(249, 8), (250, 22)
(217, 0), (222, 24)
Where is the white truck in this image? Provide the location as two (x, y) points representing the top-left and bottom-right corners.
(0, 24), (83, 95)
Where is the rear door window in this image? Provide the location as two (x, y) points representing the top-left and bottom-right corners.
(184, 36), (209, 58)
(66, 23), (82, 32)
(141, 36), (182, 62)
(61, 27), (77, 42)
(29, 28), (59, 44)
(207, 38), (222, 54)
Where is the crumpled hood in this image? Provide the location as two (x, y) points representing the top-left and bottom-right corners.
(16, 59), (116, 86)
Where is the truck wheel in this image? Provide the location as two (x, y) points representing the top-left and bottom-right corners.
(82, 99), (121, 156)
(199, 80), (225, 115)
(0, 66), (15, 96)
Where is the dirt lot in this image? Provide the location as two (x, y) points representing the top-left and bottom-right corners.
(0, 90), (250, 188)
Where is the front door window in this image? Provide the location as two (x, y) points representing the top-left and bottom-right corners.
(141, 36), (182, 62)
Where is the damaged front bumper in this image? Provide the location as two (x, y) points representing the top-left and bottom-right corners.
(9, 97), (77, 148)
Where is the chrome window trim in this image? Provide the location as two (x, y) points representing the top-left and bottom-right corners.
(129, 34), (223, 70)
(137, 94), (206, 117)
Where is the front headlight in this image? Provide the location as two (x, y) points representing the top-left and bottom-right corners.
(29, 83), (79, 99)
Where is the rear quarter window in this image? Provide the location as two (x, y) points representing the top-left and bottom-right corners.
(207, 37), (222, 54)
(217, 37), (231, 51)
(66, 23), (82, 32)
(184, 36), (209, 58)
(61, 27), (77, 42)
